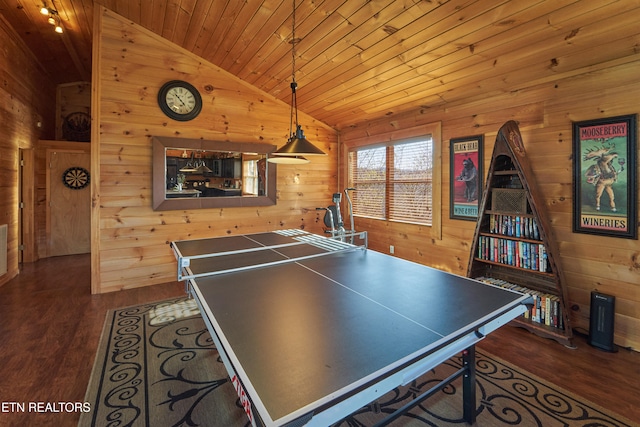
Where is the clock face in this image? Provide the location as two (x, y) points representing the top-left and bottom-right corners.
(165, 87), (197, 114)
(158, 80), (202, 121)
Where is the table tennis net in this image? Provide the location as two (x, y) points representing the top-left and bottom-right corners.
(175, 230), (368, 281)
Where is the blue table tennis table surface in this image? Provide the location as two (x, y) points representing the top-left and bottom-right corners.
(171, 230), (531, 427)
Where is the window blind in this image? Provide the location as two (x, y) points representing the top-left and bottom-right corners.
(349, 137), (433, 225)
(243, 160), (258, 195)
(348, 147), (386, 218)
(389, 140), (432, 224)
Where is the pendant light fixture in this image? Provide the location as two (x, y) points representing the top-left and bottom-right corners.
(269, 0), (326, 164)
(179, 151), (197, 173)
(179, 151), (212, 174)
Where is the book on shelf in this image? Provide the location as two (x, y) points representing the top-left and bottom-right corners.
(488, 214), (539, 240)
(477, 236), (549, 272)
(475, 276), (564, 330)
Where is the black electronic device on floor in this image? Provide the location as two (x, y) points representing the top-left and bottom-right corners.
(588, 291), (617, 352)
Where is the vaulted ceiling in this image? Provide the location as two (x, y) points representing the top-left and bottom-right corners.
(1, 0), (638, 129)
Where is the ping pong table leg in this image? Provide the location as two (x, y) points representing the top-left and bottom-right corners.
(462, 345), (477, 424)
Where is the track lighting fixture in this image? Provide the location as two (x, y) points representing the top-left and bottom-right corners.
(40, 3), (63, 34)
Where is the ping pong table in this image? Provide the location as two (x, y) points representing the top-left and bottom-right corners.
(171, 229), (532, 427)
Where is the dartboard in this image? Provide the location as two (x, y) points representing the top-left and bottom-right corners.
(63, 167), (90, 190)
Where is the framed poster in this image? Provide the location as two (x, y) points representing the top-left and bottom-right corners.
(450, 135), (483, 220)
(572, 114), (637, 239)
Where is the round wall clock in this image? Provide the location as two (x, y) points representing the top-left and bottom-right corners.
(63, 167), (90, 190)
(157, 80), (203, 121)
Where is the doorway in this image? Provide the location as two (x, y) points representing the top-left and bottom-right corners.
(46, 149), (91, 257)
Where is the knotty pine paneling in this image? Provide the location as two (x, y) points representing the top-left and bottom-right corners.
(341, 60), (640, 351)
(0, 16), (56, 286)
(320, 1), (640, 128)
(92, 8), (337, 294)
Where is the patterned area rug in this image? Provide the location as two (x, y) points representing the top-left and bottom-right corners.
(80, 297), (633, 427)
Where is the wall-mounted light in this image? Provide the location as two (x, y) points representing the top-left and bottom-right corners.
(40, 3), (63, 34)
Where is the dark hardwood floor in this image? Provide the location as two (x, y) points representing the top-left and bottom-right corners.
(0, 254), (638, 426)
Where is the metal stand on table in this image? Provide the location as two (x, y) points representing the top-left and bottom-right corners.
(317, 188), (356, 243)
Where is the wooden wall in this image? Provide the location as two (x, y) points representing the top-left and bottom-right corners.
(91, 8), (338, 294)
(0, 15), (56, 286)
(340, 61), (640, 351)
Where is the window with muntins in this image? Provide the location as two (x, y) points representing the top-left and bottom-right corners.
(348, 136), (433, 225)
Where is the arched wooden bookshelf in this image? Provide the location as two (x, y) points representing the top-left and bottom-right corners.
(467, 121), (574, 347)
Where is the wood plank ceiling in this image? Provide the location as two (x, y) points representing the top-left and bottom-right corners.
(1, 0), (639, 129)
